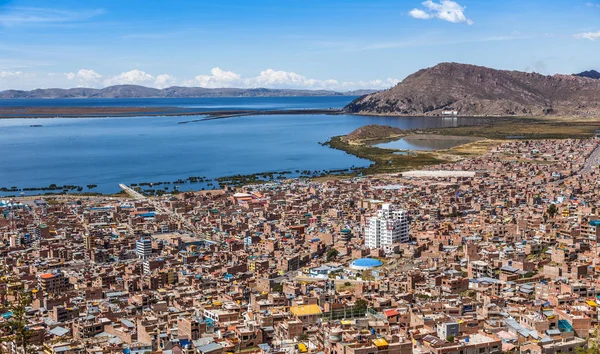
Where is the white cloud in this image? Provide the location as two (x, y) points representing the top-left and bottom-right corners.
(0, 71), (25, 79)
(408, 9), (433, 19)
(155, 74), (176, 89)
(65, 69), (176, 88)
(574, 31), (600, 40)
(77, 69), (102, 81)
(185, 67), (399, 91)
(190, 67), (242, 88)
(0, 71), (39, 90)
(65, 68), (102, 87)
(409, 0), (473, 25)
(252, 69), (334, 89)
(0, 7), (105, 27)
(103, 69), (155, 86)
(186, 67), (324, 89)
(1, 67), (398, 91)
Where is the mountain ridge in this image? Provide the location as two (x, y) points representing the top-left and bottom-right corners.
(0, 85), (377, 99)
(344, 63), (600, 117)
(575, 70), (600, 79)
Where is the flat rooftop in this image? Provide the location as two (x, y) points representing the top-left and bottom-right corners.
(402, 170), (476, 178)
(153, 232), (202, 244)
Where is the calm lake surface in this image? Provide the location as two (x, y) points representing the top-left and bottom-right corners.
(0, 97), (485, 195)
(376, 137), (474, 151)
(0, 96), (356, 111)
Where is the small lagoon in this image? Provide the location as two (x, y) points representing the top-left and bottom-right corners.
(376, 136), (477, 151)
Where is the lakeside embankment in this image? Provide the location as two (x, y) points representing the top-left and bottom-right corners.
(0, 167), (363, 198)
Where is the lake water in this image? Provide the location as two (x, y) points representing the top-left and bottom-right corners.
(0, 96), (355, 111)
(376, 137), (474, 151)
(0, 97), (486, 195)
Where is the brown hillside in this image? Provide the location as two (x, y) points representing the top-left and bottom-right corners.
(345, 125), (405, 142)
(344, 63), (600, 117)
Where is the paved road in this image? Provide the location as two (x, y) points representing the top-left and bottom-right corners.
(118, 183), (202, 236)
(579, 141), (600, 175)
(550, 140), (600, 185)
(118, 183), (146, 200)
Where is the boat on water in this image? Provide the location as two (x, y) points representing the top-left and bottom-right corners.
(30, 125), (43, 127)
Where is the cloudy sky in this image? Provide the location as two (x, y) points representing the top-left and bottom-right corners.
(0, 0), (599, 91)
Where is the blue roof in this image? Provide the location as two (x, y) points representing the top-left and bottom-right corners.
(590, 220), (600, 226)
(351, 258), (383, 268)
(180, 339), (191, 347)
(558, 320), (574, 333)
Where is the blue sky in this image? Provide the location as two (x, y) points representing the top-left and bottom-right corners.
(0, 0), (599, 90)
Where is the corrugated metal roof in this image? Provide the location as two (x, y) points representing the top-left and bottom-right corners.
(373, 338), (388, 348)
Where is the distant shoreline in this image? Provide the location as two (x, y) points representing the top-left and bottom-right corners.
(0, 105), (549, 120)
(0, 107), (344, 119)
(0, 85), (377, 100)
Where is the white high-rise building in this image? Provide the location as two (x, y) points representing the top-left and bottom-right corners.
(365, 203), (410, 248)
(136, 238), (152, 259)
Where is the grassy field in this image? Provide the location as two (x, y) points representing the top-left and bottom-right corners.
(324, 136), (444, 174)
(427, 117), (600, 139)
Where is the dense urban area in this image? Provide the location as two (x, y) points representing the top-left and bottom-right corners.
(3, 137), (600, 354)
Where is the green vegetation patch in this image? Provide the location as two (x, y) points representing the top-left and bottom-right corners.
(324, 136), (443, 174)
(427, 118), (600, 139)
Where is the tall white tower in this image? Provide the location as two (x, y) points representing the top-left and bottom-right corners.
(136, 238), (152, 259)
(365, 203), (410, 248)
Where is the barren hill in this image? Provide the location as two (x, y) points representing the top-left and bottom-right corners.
(344, 63), (600, 117)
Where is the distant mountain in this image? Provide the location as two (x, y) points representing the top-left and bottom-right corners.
(344, 63), (600, 117)
(574, 70), (600, 79)
(344, 89), (380, 96)
(0, 85), (379, 99)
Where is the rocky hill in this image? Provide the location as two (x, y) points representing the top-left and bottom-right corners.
(345, 63), (600, 117)
(0, 85), (377, 99)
